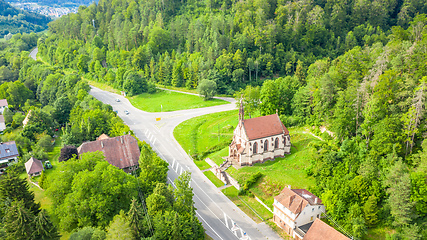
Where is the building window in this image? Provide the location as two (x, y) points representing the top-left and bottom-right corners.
(264, 140), (268, 152)
(275, 137), (279, 149)
(312, 208), (314, 212)
(253, 142), (257, 154)
(318, 206), (321, 209)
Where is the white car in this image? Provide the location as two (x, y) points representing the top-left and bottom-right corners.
(124, 110), (129, 115)
(115, 98), (120, 102)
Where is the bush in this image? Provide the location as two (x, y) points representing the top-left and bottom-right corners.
(242, 172), (263, 190)
(58, 145), (78, 162)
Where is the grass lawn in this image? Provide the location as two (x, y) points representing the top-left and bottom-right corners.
(87, 80), (121, 94)
(194, 160), (212, 170)
(226, 127), (319, 206)
(174, 110), (238, 160)
(204, 171), (226, 188)
(129, 89), (228, 112)
(207, 147), (229, 166)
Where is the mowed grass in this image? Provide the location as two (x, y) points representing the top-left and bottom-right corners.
(129, 89), (228, 112)
(174, 110), (238, 159)
(87, 80), (121, 94)
(203, 171), (226, 188)
(226, 127), (319, 206)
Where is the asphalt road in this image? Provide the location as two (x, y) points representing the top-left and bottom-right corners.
(90, 87), (283, 240)
(29, 47), (38, 60)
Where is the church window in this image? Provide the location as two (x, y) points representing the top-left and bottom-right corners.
(275, 137), (279, 149)
(253, 142), (257, 154)
(264, 140), (268, 152)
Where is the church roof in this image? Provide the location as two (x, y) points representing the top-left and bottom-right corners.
(243, 114), (288, 140)
(77, 135), (140, 170)
(303, 218), (350, 240)
(25, 157), (44, 175)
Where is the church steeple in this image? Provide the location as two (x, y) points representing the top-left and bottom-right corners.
(239, 98), (244, 122)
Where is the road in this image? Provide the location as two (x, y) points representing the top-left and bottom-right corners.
(29, 47), (38, 60)
(90, 86), (282, 240)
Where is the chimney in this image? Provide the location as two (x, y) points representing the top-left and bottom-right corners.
(287, 185), (291, 189)
(120, 136), (123, 144)
(315, 198), (318, 204)
(101, 141), (104, 148)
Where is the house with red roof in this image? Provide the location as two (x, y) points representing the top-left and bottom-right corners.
(303, 218), (350, 240)
(25, 157), (44, 177)
(77, 134), (140, 173)
(228, 101), (291, 166)
(273, 186), (325, 240)
(0, 99), (8, 114)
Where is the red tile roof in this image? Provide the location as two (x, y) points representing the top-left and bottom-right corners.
(274, 188), (322, 216)
(303, 218), (350, 240)
(243, 114), (289, 140)
(25, 157), (44, 175)
(77, 135), (140, 170)
(97, 134), (110, 140)
(0, 99), (8, 107)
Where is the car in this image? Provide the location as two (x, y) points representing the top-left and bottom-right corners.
(115, 98), (120, 102)
(124, 110), (129, 115)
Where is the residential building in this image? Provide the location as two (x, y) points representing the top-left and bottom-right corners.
(303, 218), (350, 240)
(0, 141), (19, 174)
(25, 157), (44, 177)
(228, 101), (291, 166)
(77, 134), (140, 173)
(0, 115), (5, 131)
(0, 99), (8, 114)
(273, 186), (325, 240)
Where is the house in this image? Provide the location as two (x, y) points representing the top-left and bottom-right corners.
(228, 101), (291, 166)
(0, 99), (8, 114)
(0, 115), (5, 132)
(77, 134), (140, 173)
(273, 186), (325, 240)
(25, 157), (44, 177)
(0, 141), (19, 175)
(303, 218), (350, 240)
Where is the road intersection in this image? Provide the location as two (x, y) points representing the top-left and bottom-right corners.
(90, 87), (282, 240)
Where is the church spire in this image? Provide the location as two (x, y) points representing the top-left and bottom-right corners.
(239, 97), (244, 122)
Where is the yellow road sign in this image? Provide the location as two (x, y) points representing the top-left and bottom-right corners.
(156, 117), (161, 121)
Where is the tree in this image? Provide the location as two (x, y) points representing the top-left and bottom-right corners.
(3, 200), (35, 240)
(363, 195), (379, 226)
(197, 79), (217, 100)
(0, 170), (40, 215)
(127, 199), (145, 240)
(69, 227), (106, 240)
(138, 142), (169, 194)
(33, 209), (61, 240)
(173, 171), (195, 215)
(58, 145), (78, 162)
(123, 71), (147, 96)
(53, 96), (72, 125)
(106, 211), (133, 240)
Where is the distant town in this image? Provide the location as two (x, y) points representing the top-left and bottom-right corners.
(8, 2), (77, 18)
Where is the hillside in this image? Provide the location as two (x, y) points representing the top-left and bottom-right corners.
(36, 0), (427, 239)
(0, 0), (50, 37)
(7, 0), (96, 7)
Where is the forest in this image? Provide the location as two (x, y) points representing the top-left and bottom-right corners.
(0, 0), (426, 239)
(0, 32), (203, 239)
(0, 0), (51, 37)
(33, 0), (427, 239)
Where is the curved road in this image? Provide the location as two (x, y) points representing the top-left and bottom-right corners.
(90, 87), (282, 240)
(30, 46), (281, 240)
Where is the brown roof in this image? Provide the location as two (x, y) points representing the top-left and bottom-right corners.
(274, 188), (322, 216)
(303, 218), (350, 240)
(0, 99), (8, 107)
(77, 135), (140, 170)
(243, 114), (289, 140)
(25, 157), (44, 175)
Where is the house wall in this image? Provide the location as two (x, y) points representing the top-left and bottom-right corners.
(295, 204), (325, 227)
(0, 122), (5, 131)
(273, 199), (296, 229)
(0, 106), (7, 114)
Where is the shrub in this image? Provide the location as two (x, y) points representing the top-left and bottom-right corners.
(58, 145), (78, 162)
(243, 172), (263, 190)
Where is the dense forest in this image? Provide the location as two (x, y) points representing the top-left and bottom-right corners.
(32, 0), (427, 239)
(0, 32), (203, 239)
(0, 0), (50, 37)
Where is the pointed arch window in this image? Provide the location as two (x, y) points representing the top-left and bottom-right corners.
(264, 140), (268, 152)
(275, 137), (279, 149)
(253, 142), (257, 154)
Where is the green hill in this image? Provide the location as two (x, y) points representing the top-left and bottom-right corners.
(0, 0), (51, 37)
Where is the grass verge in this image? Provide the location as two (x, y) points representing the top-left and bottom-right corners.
(87, 80), (121, 94)
(194, 160), (211, 170)
(129, 89), (228, 112)
(203, 171), (225, 188)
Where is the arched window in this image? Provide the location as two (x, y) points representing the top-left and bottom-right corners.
(253, 142), (257, 154)
(264, 140), (268, 152)
(275, 137), (279, 149)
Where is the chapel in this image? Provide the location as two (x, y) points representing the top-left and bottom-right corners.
(228, 101), (291, 166)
